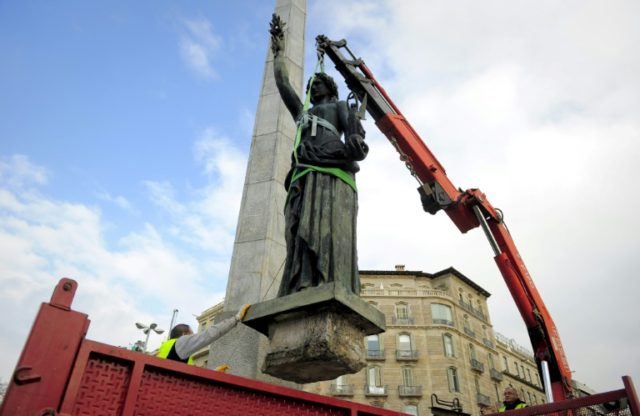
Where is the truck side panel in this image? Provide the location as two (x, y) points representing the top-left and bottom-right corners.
(1, 279), (406, 416)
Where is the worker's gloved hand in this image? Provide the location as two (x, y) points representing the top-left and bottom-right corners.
(236, 304), (251, 321)
(215, 363), (230, 372)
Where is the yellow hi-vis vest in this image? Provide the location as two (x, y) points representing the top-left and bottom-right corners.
(157, 338), (194, 365)
(499, 403), (527, 412)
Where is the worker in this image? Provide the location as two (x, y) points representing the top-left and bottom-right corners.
(157, 303), (251, 366)
(498, 386), (528, 412)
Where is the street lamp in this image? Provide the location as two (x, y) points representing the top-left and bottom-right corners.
(167, 309), (179, 340)
(135, 322), (164, 352)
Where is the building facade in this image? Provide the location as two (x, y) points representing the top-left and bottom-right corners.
(195, 266), (547, 415)
(304, 266), (545, 416)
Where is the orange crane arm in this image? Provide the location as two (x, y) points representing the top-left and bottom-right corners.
(317, 35), (573, 400)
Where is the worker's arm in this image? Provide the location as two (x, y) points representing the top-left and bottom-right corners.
(174, 304), (251, 360)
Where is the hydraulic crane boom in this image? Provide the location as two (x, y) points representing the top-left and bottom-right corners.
(316, 35), (573, 401)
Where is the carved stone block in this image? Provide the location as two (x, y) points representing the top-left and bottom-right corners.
(243, 283), (385, 383)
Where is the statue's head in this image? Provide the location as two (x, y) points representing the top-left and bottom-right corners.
(306, 72), (338, 104)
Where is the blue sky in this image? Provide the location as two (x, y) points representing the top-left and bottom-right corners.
(1, 0), (639, 393)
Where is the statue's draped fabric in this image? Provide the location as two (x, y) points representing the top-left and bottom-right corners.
(279, 170), (360, 296)
(277, 104), (367, 297)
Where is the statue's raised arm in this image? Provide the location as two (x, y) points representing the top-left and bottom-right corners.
(269, 14), (285, 57)
(270, 14), (302, 120)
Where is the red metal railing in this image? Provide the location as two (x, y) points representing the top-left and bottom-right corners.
(1, 278), (407, 416)
(485, 376), (639, 416)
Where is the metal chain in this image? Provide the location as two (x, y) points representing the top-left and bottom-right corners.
(388, 136), (422, 186)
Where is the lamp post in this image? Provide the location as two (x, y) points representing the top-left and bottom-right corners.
(167, 309), (179, 340)
(135, 322), (164, 352)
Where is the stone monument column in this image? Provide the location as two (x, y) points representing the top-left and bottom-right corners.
(206, 0), (306, 382)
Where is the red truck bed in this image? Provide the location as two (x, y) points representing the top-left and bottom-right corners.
(2, 278), (638, 416)
(1, 278), (406, 416)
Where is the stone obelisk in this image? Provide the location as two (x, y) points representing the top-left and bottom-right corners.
(206, 0), (306, 382)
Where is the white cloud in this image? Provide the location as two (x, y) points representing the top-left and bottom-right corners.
(0, 154), (48, 188)
(179, 17), (221, 80)
(0, 153), (229, 382)
(96, 191), (134, 212)
(314, 0), (640, 392)
(144, 128), (246, 253)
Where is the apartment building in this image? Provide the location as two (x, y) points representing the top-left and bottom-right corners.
(305, 266), (545, 416)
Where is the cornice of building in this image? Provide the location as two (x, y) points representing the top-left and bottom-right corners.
(360, 267), (491, 298)
(196, 300), (224, 324)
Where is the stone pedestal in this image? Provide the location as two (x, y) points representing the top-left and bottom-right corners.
(243, 283), (385, 383)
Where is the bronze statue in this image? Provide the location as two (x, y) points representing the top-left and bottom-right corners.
(270, 14), (368, 297)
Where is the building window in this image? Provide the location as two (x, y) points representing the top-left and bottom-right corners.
(463, 315), (474, 337)
(403, 405), (419, 416)
(503, 355), (509, 371)
(402, 367), (414, 386)
(520, 365), (525, 378)
(443, 333), (455, 357)
(431, 303), (454, 326)
(447, 367), (460, 392)
(396, 302), (409, 319)
(527, 391), (533, 404)
(398, 334), (412, 351)
(367, 334), (381, 352)
(474, 376), (481, 394)
(469, 343), (477, 360)
(514, 361), (519, 376)
(488, 353), (495, 369)
(368, 366), (382, 387)
(494, 383), (500, 402)
(527, 368), (532, 382)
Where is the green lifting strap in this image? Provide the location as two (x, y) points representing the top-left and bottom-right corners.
(290, 56), (357, 193)
(290, 166), (356, 191)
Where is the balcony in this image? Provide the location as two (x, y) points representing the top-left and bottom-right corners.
(476, 393), (492, 406)
(392, 316), (415, 325)
(330, 384), (354, 396)
(490, 368), (503, 381)
(398, 385), (423, 397)
(366, 349), (385, 360)
(470, 358), (485, 372)
(432, 318), (454, 327)
(464, 327), (476, 338)
(395, 349), (419, 361)
(364, 384), (388, 396)
(483, 338), (495, 348)
(458, 299), (486, 320)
